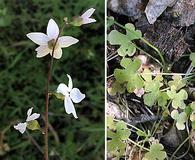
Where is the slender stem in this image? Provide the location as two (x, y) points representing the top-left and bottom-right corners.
(130, 42), (164, 68)
(128, 138), (150, 151)
(140, 72), (192, 76)
(170, 136), (190, 160)
(44, 22), (66, 160)
(44, 48), (55, 160)
(113, 118), (145, 133)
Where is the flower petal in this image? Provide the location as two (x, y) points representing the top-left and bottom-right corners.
(47, 19), (59, 39)
(70, 88), (85, 103)
(67, 74), (73, 91)
(14, 122), (27, 134)
(26, 113), (40, 122)
(52, 48), (62, 59)
(81, 8), (95, 18)
(57, 83), (69, 96)
(27, 107), (33, 118)
(82, 18), (96, 25)
(35, 46), (50, 58)
(64, 96), (78, 118)
(26, 32), (49, 45)
(58, 36), (79, 48)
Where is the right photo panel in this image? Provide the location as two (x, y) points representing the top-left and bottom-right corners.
(106, 1), (195, 160)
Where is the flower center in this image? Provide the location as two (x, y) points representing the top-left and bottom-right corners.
(48, 39), (56, 49)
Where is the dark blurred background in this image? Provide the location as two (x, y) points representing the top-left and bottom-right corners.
(0, 0), (104, 159)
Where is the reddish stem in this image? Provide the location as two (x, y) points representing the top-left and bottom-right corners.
(44, 22), (66, 160)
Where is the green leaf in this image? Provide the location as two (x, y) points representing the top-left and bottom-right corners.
(115, 121), (131, 140)
(142, 69), (164, 107)
(107, 130), (117, 139)
(189, 102), (195, 122)
(168, 75), (186, 91)
(108, 30), (135, 56)
(107, 120), (131, 157)
(108, 23), (142, 57)
(167, 88), (188, 109)
(144, 143), (167, 160)
(171, 110), (187, 130)
(120, 57), (132, 68)
(136, 130), (148, 137)
(141, 68), (152, 82)
(144, 92), (157, 106)
(107, 120), (131, 156)
(107, 139), (126, 156)
(190, 102), (195, 110)
(125, 23), (142, 40)
(107, 16), (114, 28)
(192, 121), (195, 129)
(190, 52), (195, 67)
(190, 111), (195, 122)
(157, 92), (169, 107)
(107, 81), (126, 96)
(107, 116), (116, 130)
(27, 120), (41, 131)
(114, 58), (144, 93)
(185, 105), (192, 116)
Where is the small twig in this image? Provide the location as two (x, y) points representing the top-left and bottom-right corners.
(185, 62), (194, 78)
(107, 54), (118, 61)
(42, 115), (60, 146)
(26, 131), (43, 154)
(107, 74), (114, 79)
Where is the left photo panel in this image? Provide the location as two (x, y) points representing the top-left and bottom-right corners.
(0, 1), (105, 160)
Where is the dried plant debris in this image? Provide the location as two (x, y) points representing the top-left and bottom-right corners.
(107, 0), (143, 20)
(168, 0), (195, 27)
(107, 101), (125, 119)
(145, 0), (176, 24)
(144, 21), (188, 61)
(190, 130), (195, 152)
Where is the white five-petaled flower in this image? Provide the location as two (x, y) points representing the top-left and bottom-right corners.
(27, 19), (79, 59)
(80, 8), (96, 25)
(57, 74), (85, 118)
(14, 107), (40, 134)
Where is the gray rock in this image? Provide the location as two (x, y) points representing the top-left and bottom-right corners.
(144, 20), (188, 61)
(107, 0), (142, 20)
(169, 0), (195, 26)
(145, 0), (176, 24)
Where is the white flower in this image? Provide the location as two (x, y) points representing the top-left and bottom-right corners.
(27, 19), (79, 59)
(80, 8), (96, 25)
(14, 107), (40, 134)
(57, 74), (85, 118)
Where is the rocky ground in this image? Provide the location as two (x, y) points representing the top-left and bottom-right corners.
(107, 0), (195, 159)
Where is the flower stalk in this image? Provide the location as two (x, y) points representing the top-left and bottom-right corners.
(44, 39), (55, 160)
(14, 8), (96, 160)
(44, 22), (65, 160)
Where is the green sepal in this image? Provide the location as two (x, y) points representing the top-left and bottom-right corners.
(53, 92), (65, 100)
(27, 120), (41, 131)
